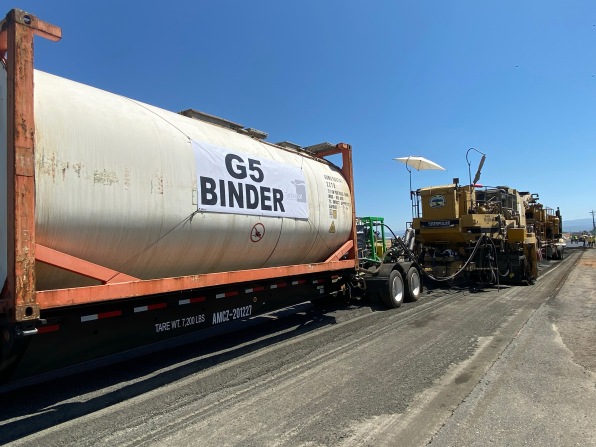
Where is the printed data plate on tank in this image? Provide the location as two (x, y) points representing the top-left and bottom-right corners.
(193, 141), (308, 219)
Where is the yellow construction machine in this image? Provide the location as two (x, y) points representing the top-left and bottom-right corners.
(409, 154), (539, 285)
(524, 196), (564, 260)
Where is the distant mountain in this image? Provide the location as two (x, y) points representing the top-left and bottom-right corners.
(563, 218), (594, 233)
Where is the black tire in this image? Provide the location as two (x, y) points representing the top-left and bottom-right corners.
(405, 267), (422, 302)
(382, 270), (405, 308)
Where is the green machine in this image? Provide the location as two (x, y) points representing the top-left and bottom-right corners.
(356, 216), (388, 266)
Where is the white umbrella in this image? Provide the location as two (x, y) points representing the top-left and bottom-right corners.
(393, 156), (446, 172)
(394, 156), (446, 218)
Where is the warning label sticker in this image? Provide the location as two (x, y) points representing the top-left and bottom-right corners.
(324, 174), (351, 219)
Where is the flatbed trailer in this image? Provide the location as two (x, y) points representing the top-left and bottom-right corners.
(0, 9), (363, 384)
(0, 9), (424, 386)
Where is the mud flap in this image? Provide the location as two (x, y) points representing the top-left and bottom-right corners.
(0, 322), (32, 383)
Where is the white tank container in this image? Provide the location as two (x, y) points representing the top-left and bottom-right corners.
(0, 70), (353, 290)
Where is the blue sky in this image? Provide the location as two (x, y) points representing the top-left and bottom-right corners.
(12, 1), (596, 230)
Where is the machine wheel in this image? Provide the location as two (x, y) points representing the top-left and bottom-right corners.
(405, 267), (422, 302)
(382, 270), (405, 308)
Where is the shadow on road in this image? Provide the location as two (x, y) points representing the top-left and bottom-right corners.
(0, 302), (344, 444)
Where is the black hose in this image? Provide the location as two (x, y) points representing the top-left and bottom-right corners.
(394, 234), (491, 283)
(382, 224), (399, 240)
(375, 223), (501, 287)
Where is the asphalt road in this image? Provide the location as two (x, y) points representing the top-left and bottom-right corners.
(1, 247), (593, 446)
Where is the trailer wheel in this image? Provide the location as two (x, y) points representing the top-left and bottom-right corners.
(382, 270), (405, 308)
(405, 267), (422, 302)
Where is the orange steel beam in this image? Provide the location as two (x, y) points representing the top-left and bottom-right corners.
(336, 143), (357, 261)
(0, 9), (61, 321)
(312, 144), (343, 159)
(324, 240), (354, 263)
(313, 143), (357, 262)
(35, 244), (139, 284)
(37, 259), (357, 309)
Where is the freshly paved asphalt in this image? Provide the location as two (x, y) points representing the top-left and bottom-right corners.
(2, 246), (593, 446)
(430, 246), (596, 446)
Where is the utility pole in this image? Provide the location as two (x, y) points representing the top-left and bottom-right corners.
(591, 210), (596, 235)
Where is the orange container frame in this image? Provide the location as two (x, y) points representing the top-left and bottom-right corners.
(0, 9), (358, 324)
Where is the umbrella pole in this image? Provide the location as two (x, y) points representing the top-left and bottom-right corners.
(407, 164), (415, 219)
(394, 155), (445, 219)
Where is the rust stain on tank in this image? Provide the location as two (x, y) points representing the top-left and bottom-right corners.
(38, 153), (85, 181)
(123, 167), (131, 190)
(152, 171), (164, 195)
(38, 152), (58, 180)
(94, 169), (119, 185)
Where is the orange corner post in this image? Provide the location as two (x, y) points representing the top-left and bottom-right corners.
(336, 143), (357, 262)
(0, 9), (61, 321)
(315, 143), (357, 263)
